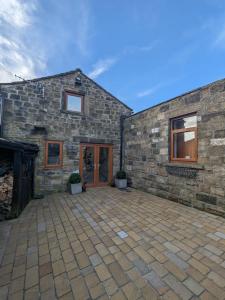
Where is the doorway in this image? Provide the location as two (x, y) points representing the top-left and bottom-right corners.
(80, 144), (113, 187)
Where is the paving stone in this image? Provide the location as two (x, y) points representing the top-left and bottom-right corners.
(24, 285), (39, 300)
(71, 276), (89, 300)
(52, 259), (65, 276)
(2, 188), (225, 299)
(208, 271), (225, 288)
(90, 283), (105, 299)
(164, 251), (189, 270)
(164, 261), (187, 281)
(95, 264), (111, 281)
(215, 232), (225, 239)
(40, 288), (56, 300)
(122, 281), (141, 299)
(199, 290), (217, 300)
(103, 277), (118, 296)
(67, 268), (80, 280)
(0, 284), (9, 300)
(108, 262), (129, 287)
(96, 243), (109, 257)
(183, 277), (204, 295)
(188, 258), (209, 275)
(89, 253), (102, 266)
(55, 273), (71, 298)
(76, 252), (90, 269)
(205, 244), (223, 256)
(133, 246), (154, 263)
(85, 272), (99, 288)
(25, 266), (39, 290)
(164, 242), (180, 253)
(40, 273), (54, 292)
(163, 274), (192, 300)
(12, 264), (26, 279)
(8, 290), (24, 300)
(133, 258), (150, 275)
(9, 275), (25, 294)
(149, 261), (168, 277)
(144, 270), (168, 295)
(162, 290), (180, 300)
(39, 262), (52, 278)
(141, 284), (159, 300)
(201, 278), (225, 300)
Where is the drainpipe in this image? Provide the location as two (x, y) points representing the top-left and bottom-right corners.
(0, 94), (4, 138)
(120, 114), (126, 171)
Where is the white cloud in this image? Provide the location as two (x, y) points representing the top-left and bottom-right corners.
(213, 25), (225, 48)
(137, 84), (161, 98)
(0, 0), (46, 82)
(75, 0), (91, 56)
(88, 58), (117, 79)
(87, 41), (158, 80)
(123, 41), (158, 55)
(0, 0), (36, 28)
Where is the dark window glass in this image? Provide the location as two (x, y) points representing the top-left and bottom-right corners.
(173, 131), (196, 159)
(48, 143), (60, 165)
(172, 115), (197, 130)
(82, 146), (94, 184)
(171, 113), (197, 162)
(99, 147), (109, 182)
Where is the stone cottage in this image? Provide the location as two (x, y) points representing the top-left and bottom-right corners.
(0, 69), (225, 216)
(0, 69), (132, 194)
(124, 79), (225, 216)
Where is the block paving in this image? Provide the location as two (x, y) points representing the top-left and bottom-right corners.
(1, 187), (225, 299)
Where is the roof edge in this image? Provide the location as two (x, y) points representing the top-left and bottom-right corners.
(81, 72), (132, 111)
(127, 76), (225, 119)
(0, 69), (82, 85)
(0, 68), (132, 111)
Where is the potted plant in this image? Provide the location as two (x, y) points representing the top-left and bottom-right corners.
(69, 173), (82, 194)
(115, 170), (127, 189)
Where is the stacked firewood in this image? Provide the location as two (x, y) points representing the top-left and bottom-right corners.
(0, 172), (13, 204)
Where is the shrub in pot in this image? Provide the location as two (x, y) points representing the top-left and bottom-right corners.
(69, 173), (82, 194)
(115, 170), (127, 189)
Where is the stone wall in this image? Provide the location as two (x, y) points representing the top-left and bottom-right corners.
(0, 70), (131, 193)
(124, 79), (225, 216)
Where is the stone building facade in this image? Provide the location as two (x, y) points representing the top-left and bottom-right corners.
(124, 78), (225, 216)
(0, 69), (132, 193)
(1, 69), (225, 215)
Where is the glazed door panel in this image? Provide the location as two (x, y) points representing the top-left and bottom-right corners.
(80, 144), (113, 187)
(80, 145), (95, 186)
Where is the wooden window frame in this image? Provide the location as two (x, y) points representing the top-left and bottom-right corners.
(170, 113), (198, 163)
(63, 90), (84, 114)
(44, 140), (63, 169)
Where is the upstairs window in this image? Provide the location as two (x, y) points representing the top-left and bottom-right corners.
(170, 114), (197, 162)
(45, 141), (63, 168)
(63, 91), (83, 113)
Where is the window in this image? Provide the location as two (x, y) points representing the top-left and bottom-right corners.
(170, 114), (197, 162)
(45, 141), (63, 168)
(63, 91), (83, 113)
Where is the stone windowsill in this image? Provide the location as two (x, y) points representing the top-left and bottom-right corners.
(163, 162), (205, 170)
(60, 109), (83, 116)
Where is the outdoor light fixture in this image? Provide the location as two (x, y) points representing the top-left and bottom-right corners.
(75, 76), (82, 86)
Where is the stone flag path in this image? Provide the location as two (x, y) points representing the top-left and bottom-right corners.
(0, 187), (225, 299)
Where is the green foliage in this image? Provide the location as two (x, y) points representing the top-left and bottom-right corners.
(116, 170), (127, 179)
(69, 173), (81, 184)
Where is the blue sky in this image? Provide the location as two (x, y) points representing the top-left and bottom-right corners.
(1, 1), (225, 112)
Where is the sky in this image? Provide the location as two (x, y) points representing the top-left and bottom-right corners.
(1, 1), (225, 112)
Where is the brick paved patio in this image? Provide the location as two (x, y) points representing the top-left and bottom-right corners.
(1, 187), (225, 299)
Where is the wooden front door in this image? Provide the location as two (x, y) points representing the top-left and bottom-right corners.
(80, 144), (113, 187)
